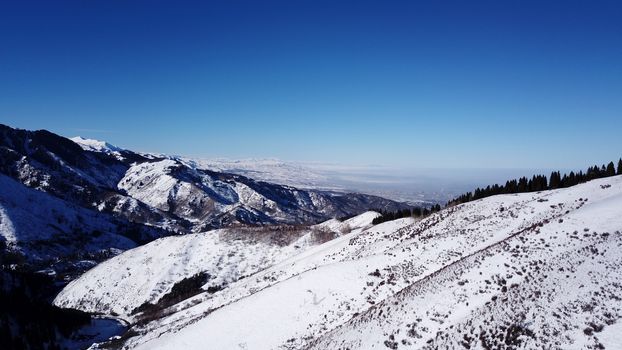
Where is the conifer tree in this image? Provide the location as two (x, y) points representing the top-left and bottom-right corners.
(549, 171), (561, 189)
(606, 161), (616, 176)
(413, 207), (422, 217)
(577, 171), (583, 184)
(567, 171), (577, 187)
(446, 157), (622, 207)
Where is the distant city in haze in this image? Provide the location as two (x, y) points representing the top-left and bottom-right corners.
(2, 0), (621, 172)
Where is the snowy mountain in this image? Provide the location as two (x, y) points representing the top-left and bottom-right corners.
(0, 174), (136, 265)
(70, 136), (124, 156)
(0, 124), (411, 237)
(53, 212), (380, 318)
(0, 124), (182, 235)
(178, 157), (448, 204)
(115, 158), (406, 230)
(177, 158), (529, 205)
(53, 175), (622, 349)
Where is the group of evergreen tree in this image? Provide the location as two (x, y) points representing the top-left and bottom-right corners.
(0, 269), (91, 349)
(132, 272), (212, 320)
(371, 158), (622, 226)
(447, 158), (622, 206)
(372, 204), (442, 225)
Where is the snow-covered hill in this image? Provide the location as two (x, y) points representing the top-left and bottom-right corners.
(53, 212), (380, 318)
(1, 124), (410, 235)
(309, 177), (622, 350)
(0, 174), (135, 264)
(53, 175), (622, 349)
(0, 124), (181, 236)
(114, 157), (409, 230)
(70, 136), (124, 157)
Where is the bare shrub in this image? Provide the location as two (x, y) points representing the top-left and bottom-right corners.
(340, 223), (353, 235)
(311, 227), (337, 244)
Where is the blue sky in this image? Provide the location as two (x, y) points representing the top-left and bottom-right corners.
(1, 0), (621, 169)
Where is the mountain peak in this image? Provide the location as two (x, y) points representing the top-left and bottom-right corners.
(70, 136), (123, 154)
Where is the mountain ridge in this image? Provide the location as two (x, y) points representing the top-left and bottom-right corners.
(0, 123), (410, 268)
(0, 124), (410, 230)
(52, 175), (622, 349)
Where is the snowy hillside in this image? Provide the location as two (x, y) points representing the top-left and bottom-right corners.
(0, 124), (179, 236)
(0, 174), (135, 263)
(56, 175), (622, 350)
(309, 177), (622, 350)
(53, 212), (380, 318)
(70, 136), (124, 156)
(115, 157), (408, 230)
(1, 124), (411, 234)
(117, 159), (288, 226)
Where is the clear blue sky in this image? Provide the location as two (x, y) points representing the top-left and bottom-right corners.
(1, 0), (621, 169)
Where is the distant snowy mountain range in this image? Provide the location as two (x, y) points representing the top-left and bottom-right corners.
(68, 137), (555, 206)
(70, 136), (124, 155)
(177, 156), (447, 204)
(0, 124), (410, 269)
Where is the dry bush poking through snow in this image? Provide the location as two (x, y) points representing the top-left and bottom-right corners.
(311, 226), (337, 244)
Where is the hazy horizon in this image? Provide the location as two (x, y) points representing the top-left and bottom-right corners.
(64, 130), (586, 203)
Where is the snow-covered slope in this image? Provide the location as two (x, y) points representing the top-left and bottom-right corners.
(53, 212), (380, 319)
(70, 136), (124, 155)
(0, 124), (179, 236)
(310, 178), (622, 350)
(115, 158), (408, 230)
(63, 175), (622, 350)
(0, 174), (135, 263)
(1, 124), (410, 235)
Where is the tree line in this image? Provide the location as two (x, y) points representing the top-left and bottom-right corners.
(370, 158), (621, 225)
(447, 158), (622, 206)
(372, 204), (442, 225)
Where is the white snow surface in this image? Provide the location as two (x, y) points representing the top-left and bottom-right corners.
(57, 176), (622, 349)
(0, 174), (135, 260)
(53, 211), (380, 319)
(115, 159), (356, 227)
(118, 160), (184, 212)
(71, 136), (124, 155)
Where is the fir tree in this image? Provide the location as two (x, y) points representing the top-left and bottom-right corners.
(549, 171), (561, 189)
(518, 177), (528, 192)
(446, 157), (622, 207)
(566, 171), (577, 187)
(606, 161), (616, 176)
